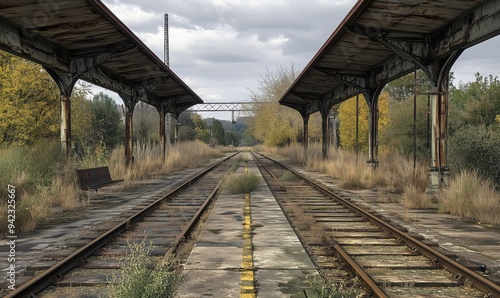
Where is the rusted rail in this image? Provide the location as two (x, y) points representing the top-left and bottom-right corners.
(252, 152), (500, 298)
(5, 153), (238, 298)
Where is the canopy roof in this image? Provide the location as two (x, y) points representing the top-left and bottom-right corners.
(0, 0), (202, 114)
(279, 0), (500, 115)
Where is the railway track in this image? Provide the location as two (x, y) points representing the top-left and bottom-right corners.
(252, 152), (500, 298)
(4, 152), (240, 298)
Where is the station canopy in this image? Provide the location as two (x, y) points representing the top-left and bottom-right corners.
(279, 0), (499, 114)
(0, 0), (202, 114)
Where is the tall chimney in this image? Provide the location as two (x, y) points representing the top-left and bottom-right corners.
(164, 13), (169, 67)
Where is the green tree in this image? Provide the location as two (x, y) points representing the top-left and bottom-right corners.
(134, 102), (159, 144)
(450, 73), (500, 130)
(385, 70), (434, 102)
(0, 51), (59, 145)
(211, 119), (225, 146)
(71, 83), (94, 155)
(379, 95), (428, 156)
(91, 92), (124, 149)
(447, 72), (500, 184)
(177, 111), (196, 141)
(225, 130), (240, 146)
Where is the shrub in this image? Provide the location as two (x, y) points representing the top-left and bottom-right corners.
(448, 125), (500, 185)
(109, 241), (184, 298)
(223, 172), (260, 194)
(281, 171), (298, 182)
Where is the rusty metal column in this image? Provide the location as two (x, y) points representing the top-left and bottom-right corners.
(156, 105), (166, 159)
(425, 50), (462, 192)
(429, 82), (450, 191)
(60, 95), (71, 157)
(43, 68), (79, 158)
(173, 114), (179, 145)
(319, 104), (330, 160)
(355, 94), (360, 158)
(301, 113), (310, 153)
(364, 86), (384, 169)
(120, 94), (139, 167)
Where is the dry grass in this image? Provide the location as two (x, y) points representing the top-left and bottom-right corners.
(401, 184), (434, 209)
(109, 140), (223, 182)
(0, 140), (223, 236)
(439, 170), (500, 225)
(261, 143), (439, 214)
(266, 143), (428, 193)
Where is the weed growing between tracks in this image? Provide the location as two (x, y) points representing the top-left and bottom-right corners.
(308, 276), (360, 298)
(108, 241), (184, 298)
(222, 171), (260, 194)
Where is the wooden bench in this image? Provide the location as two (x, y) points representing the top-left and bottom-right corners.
(76, 166), (124, 191)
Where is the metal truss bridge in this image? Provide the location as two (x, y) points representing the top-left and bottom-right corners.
(188, 102), (256, 112)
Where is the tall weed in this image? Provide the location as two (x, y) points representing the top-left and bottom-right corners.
(109, 241), (184, 298)
(439, 170), (500, 225)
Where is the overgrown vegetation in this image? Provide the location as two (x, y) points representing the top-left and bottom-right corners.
(265, 140), (500, 225)
(108, 241), (184, 298)
(0, 141), (83, 233)
(308, 277), (359, 298)
(222, 171), (260, 194)
(0, 140), (223, 235)
(438, 171), (500, 225)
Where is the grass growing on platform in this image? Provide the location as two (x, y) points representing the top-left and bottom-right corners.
(438, 170), (500, 225)
(0, 141), (83, 235)
(222, 171), (260, 194)
(109, 241), (184, 298)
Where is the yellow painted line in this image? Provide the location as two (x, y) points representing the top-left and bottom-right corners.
(241, 193), (256, 297)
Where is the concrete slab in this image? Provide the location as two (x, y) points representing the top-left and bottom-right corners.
(255, 269), (318, 297)
(184, 246), (243, 269)
(177, 270), (241, 298)
(253, 246), (316, 269)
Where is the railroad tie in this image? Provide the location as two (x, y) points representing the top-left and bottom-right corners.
(241, 193), (256, 298)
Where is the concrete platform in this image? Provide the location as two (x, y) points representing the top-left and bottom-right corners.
(176, 156), (319, 297)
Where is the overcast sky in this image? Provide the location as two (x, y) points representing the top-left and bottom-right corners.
(98, 0), (500, 120)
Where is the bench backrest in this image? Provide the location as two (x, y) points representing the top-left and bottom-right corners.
(76, 166), (113, 189)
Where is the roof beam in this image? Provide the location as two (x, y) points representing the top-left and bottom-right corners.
(0, 17), (69, 70)
(314, 66), (367, 93)
(433, 0), (500, 57)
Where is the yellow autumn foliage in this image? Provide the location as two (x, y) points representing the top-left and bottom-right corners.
(0, 51), (60, 145)
(338, 92), (390, 151)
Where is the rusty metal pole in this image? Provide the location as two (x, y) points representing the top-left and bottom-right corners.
(365, 86), (383, 169)
(124, 107), (133, 166)
(319, 105), (329, 160)
(60, 95), (71, 158)
(426, 50), (462, 192)
(413, 68), (418, 170)
(355, 94), (359, 159)
(120, 94), (138, 167)
(367, 101), (379, 168)
(173, 114), (179, 145)
(157, 105), (166, 159)
(43, 68), (78, 159)
(302, 113), (310, 153)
